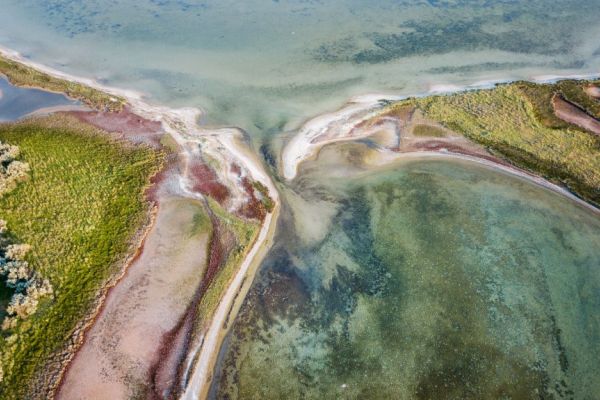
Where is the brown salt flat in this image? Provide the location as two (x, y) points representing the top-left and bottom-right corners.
(552, 94), (600, 136)
(57, 197), (210, 400)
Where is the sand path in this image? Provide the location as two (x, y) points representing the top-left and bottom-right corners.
(179, 200), (279, 400)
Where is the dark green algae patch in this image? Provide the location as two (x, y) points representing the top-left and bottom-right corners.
(213, 160), (600, 399)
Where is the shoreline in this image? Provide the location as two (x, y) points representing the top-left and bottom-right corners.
(299, 136), (599, 215)
(0, 45), (281, 400)
(1, 43), (598, 399)
(0, 46), (140, 105)
(361, 150), (600, 215)
(281, 74), (600, 181)
(180, 200), (280, 400)
(3, 43), (598, 200)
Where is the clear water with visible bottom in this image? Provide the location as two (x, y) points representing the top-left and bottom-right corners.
(214, 159), (600, 399)
(0, 2), (599, 399)
(1, 1), (600, 138)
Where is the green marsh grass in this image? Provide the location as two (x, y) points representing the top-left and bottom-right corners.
(0, 115), (163, 399)
(411, 124), (447, 137)
(194, 199), (258, 330)
(390, 82), (600, 205)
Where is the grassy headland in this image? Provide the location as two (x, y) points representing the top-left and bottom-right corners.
(0, 115), (163, 399)
(387, 79), (600, 206)
(0, 53), (125, 112)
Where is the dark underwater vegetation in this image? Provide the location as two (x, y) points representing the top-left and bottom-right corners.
(214, 160), (600, 399)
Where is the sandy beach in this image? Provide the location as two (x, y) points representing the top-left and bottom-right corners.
(2, 44), (599, 399)
(280, 74), (600, 182)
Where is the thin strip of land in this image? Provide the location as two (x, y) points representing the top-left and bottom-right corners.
(0, 52), (125, 112)
(282, 78), (600, 208)
(0, 46), (281, 400)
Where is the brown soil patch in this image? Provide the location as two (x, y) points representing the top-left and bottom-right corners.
(237, 177), (267, 221)
(552, 94), (600, 136)
(188, 160), (231, 204)
(585, 85), (600, 100)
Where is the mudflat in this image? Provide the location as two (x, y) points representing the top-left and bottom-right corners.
(57, 197), (210, 400)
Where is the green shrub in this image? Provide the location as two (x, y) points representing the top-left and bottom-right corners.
(411, 124), (447, 137)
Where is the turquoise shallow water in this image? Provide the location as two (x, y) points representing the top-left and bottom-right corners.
(1, 3), (600, 399)
(214, 159), (600, 399)
(1, 1), (600, 138)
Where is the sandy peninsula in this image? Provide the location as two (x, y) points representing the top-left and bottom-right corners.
(1, 45), (599, 400)
(0, 47), (281, 400)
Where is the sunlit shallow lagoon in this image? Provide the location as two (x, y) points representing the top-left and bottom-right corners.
(1, 2), (600, 399)
(1, 0), (600, 139)
(213, 159), (600, 399)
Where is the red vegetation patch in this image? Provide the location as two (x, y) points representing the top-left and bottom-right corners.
(354, 114), (395, 131)
(410, 140), (511, 166)
(237, 177), (267, 221)
(188, 161), (230, 204)
(149, 216), (236, 399)
(151, 309), (193, 399)
(65, 106), (164, 147)
(353, 117), (376, 131)
(67, 106), (162, 135)
(206, 220), (225, 287)
(144, 156), (177, 204)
